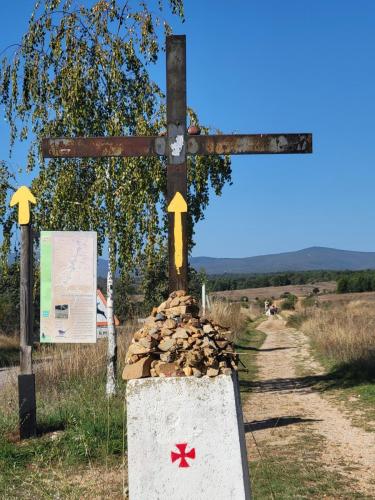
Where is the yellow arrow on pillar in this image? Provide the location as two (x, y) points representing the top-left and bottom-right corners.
(167, 191), (187, 275)
(10, 186), (36, 225)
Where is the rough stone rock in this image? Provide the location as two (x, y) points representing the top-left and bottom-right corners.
(172, 328), (188, 339)
(133, 330), (143, 341)
(216, 340), (229, 349)
(207, 367), (219, 377)
(128, 343), (151, 355)
(149, 332), (160, 341)
(122, 356), (153, 380)
(183, 366), (193, 376)
(161, 328), (173, 337)
(158, 338), (176, 352)
(186, 351), (203, 367)
(158, 362), (183, 377)
(203, 324), (214, 334)
(192, 367), (202, 377)
(157, 301), (169, 312)
(179, 294), (192, 303)
(160, 352), (174, 362)
(189, 317), (200, 327)
(165, 305), (189, 317)
(164, 318), (176, 329)
(138, 337), (154, 349)
(169, 297), (180, 307)
(128, 354), (141, 364)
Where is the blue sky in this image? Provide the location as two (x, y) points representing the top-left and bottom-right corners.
(1, 1), (375, 258)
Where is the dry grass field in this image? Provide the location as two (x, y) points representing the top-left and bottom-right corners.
(2, 289), (374, 497)
(318, 290), (375, 304)
(211, 280), (336, 302)
(301, 299), (375, 374)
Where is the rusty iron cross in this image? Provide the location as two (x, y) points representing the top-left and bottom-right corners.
(42, 35), (312, 293)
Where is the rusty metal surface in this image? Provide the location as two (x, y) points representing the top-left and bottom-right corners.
(187, 134), (312, 155)
(41, 136), (165, 158)
(166, 35), (188, 293)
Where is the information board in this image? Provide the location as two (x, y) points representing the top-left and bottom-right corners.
(40, 231), (97, 343)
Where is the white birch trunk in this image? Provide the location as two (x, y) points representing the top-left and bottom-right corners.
(202, 282), (206, 315)
(106, 261), (117, 396)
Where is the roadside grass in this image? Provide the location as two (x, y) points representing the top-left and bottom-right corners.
(288, 303), (375, 430)
(238, 321), (368, 499)
(0, 334), (19, 367)
(248, 431), (367, 499)
(236, 319), (266, 386)
(304, 350), (375, 432)
(0, 373), (127, 498)
(0, 323), (135, 498)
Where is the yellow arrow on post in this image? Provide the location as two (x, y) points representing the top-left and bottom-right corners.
(167, 191), (187, 275)
(10, 186), (36, 225)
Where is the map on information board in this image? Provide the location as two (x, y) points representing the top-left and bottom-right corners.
(40, 231), (97, 343)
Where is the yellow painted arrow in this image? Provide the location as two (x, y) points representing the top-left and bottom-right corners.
(10, 186), (36, 225)
(167, 191), (187, 275)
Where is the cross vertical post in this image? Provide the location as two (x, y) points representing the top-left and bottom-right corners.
(166, 35), (188, 293)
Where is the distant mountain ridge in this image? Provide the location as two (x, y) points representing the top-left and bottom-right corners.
(10, 246), (375, 277)
(189, 247), (375, 275)
(95, 247), (375, 277)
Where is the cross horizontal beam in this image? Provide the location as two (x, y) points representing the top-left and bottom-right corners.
(41, 133), (312, 159)
(187, 133), (312, 155)
(41, 136), (165, 158)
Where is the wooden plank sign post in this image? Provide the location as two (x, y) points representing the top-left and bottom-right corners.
(42, 35), (312, 293)
(10, 186), (37, 439)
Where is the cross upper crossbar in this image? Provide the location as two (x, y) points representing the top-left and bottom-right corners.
(41, 34), (313, 292)
(42, 133), (312, 158)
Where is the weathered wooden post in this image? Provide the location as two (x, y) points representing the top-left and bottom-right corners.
(10, 186), (37, 439)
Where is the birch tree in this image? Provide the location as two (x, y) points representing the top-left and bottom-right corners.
(0, 0), (232, 395)
(0, 162), (16, 269)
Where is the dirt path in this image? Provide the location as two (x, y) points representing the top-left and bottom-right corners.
(243, 317), (375, 496)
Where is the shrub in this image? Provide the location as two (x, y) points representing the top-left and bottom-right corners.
(280, 293), (297, 310)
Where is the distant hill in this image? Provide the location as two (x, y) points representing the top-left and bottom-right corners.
(190, 247), (375, 275)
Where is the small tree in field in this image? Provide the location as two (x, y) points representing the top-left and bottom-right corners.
(281, 293), (297, 310)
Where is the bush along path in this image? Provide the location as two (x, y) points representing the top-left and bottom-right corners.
(239, 317), (375, 498)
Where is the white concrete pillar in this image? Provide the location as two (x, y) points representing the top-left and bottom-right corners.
(126, 374), (251, 500)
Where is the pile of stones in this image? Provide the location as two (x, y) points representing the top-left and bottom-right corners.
(122, 290), (238, 380)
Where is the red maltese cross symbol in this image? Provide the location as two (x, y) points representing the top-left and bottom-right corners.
(171, 443), (196, 468)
